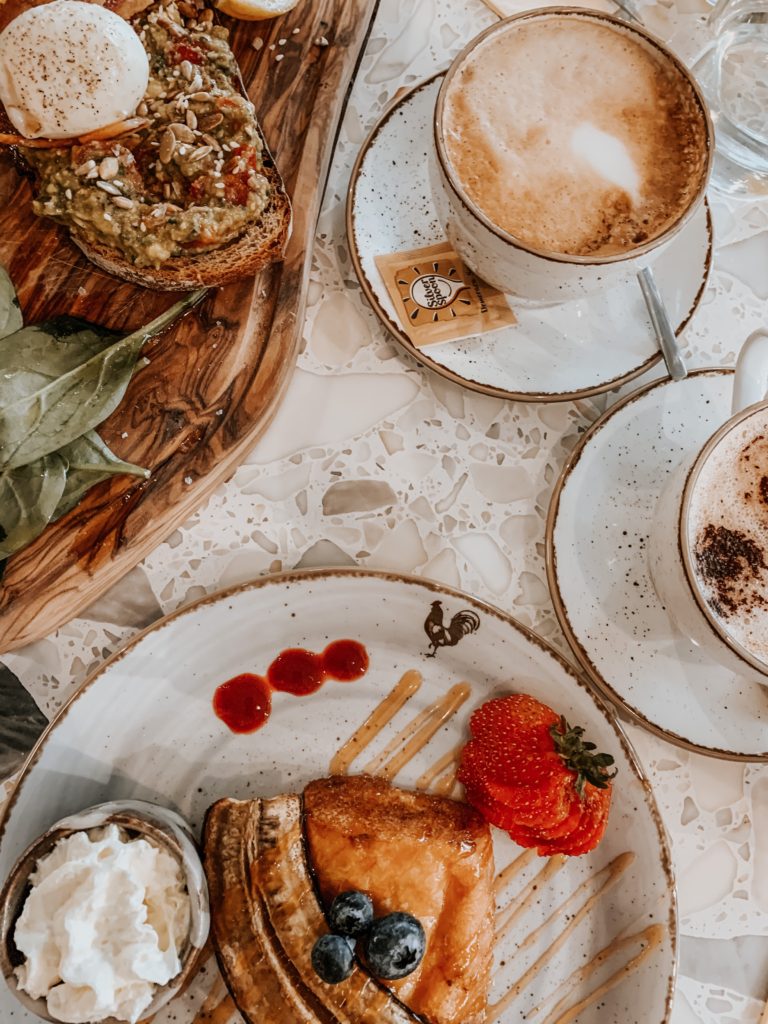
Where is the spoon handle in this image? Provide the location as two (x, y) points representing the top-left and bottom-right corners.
(637, 266), (688, 382)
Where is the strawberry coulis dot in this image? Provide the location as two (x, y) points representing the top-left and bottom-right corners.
(212, 673), (271, 733)
(267, 648), (325, 695)
(322, 639), (369, 681)
(213, 640), (369, 732)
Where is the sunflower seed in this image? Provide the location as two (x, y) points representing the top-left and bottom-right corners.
(112, 195), (134, 209)
(190, 145), (212, 161)
(190, 91), (212, 102)
(159, 129), (177, 163)
(169, 122), (195, 142)
(189, 73), (204, 91)
(180, 59), (194, 80)
(201, 132), (222, 150)
(75, 159), (96, 176)
(185, 108), (198, 130)
(98, 156), (120, 180)
(95, 179), (122, 196)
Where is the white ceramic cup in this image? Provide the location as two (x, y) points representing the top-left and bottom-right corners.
(429, 8), (714, 305)
(649, 329), (768, 677)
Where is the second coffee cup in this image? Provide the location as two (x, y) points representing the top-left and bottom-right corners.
(429, 8), (713, 304)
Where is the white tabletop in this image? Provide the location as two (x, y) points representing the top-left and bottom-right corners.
(2, 1), (767, 1021)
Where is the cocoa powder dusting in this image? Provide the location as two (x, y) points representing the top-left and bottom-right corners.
(694, 524), (768, 617)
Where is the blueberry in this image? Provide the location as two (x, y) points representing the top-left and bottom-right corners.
(311, 933), (355, 984)
(365, 912), (426, 980)
(328, 891), (374, 936)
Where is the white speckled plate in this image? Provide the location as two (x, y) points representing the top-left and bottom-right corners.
(0, 570), (674, 1024)
(347, 75), (713, 404)
(547, 371), (768, 761)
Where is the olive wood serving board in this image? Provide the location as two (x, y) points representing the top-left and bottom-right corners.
(0, 0), (379, 653)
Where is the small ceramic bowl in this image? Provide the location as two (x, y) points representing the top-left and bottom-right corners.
(0, 799), (210, 1024)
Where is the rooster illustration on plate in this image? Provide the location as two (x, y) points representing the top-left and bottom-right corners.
(423, 601), (480, 657)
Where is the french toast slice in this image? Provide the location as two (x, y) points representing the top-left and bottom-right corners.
(304, 776), (495, 1024)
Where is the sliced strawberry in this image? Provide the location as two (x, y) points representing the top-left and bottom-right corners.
(483, 776), (572, 829)
(460, 694), (617, 857)
(461, 781), (544, 844)
(459, 740), (570, 826)
(460, 756), (571, 831)
(533, 792), (584, 840)
(536, 785), (611, 857)
(469, 695), (559, 752)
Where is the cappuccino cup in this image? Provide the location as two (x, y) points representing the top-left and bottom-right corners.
(429, 8), (713, 304)
(649, 329), (768, 678)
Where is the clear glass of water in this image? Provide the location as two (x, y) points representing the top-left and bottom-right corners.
(693, 0), (768, 197)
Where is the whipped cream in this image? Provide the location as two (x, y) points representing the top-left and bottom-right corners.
(14, 824), (190, 1024)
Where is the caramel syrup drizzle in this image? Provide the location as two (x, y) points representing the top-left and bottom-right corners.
(495, 854), (567, 941)
(415, 742), (463, 796)
(535, 924), (665, 1024)
(488, 852), (635, 1022)
(363, 683), (470, 780)
(330, 669), (422, 775)
(493, 849), (537, 896)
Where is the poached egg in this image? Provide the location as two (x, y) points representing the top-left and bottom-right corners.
(0, 0), (149, 139)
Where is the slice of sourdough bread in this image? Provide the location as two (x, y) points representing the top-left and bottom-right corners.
(71, 143), (292, 291)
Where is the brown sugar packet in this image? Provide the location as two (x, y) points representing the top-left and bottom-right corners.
(375, 241), (516, 348)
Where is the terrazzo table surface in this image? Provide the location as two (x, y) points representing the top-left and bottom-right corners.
(2, 1), (768, 1021)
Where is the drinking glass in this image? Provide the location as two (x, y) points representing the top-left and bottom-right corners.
(693, 0), (768, 197)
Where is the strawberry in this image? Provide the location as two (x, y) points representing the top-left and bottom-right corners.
(459, 694), (617, 857)
(535, 785), (612, 856)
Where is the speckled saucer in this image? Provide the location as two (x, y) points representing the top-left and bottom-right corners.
(0, 569), (675, 1024)
(347, 75), (713, 403)
(547, 370), (768, 761)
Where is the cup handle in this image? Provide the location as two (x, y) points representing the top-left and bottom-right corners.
(732, 329), (768, 414)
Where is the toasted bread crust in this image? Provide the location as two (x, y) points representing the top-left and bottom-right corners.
(304, 774), (490, 848)
(69, 148), (292, 291)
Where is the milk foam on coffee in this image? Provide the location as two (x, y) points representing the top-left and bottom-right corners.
(687, 406), (768, 664)
(441, 14), (708, 257)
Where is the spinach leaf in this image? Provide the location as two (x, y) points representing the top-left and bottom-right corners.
(52, 431), (148, 521)
(0, 266), (22, 341)
(0, 453), (67, 559)
(0, 289), (207, 473)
